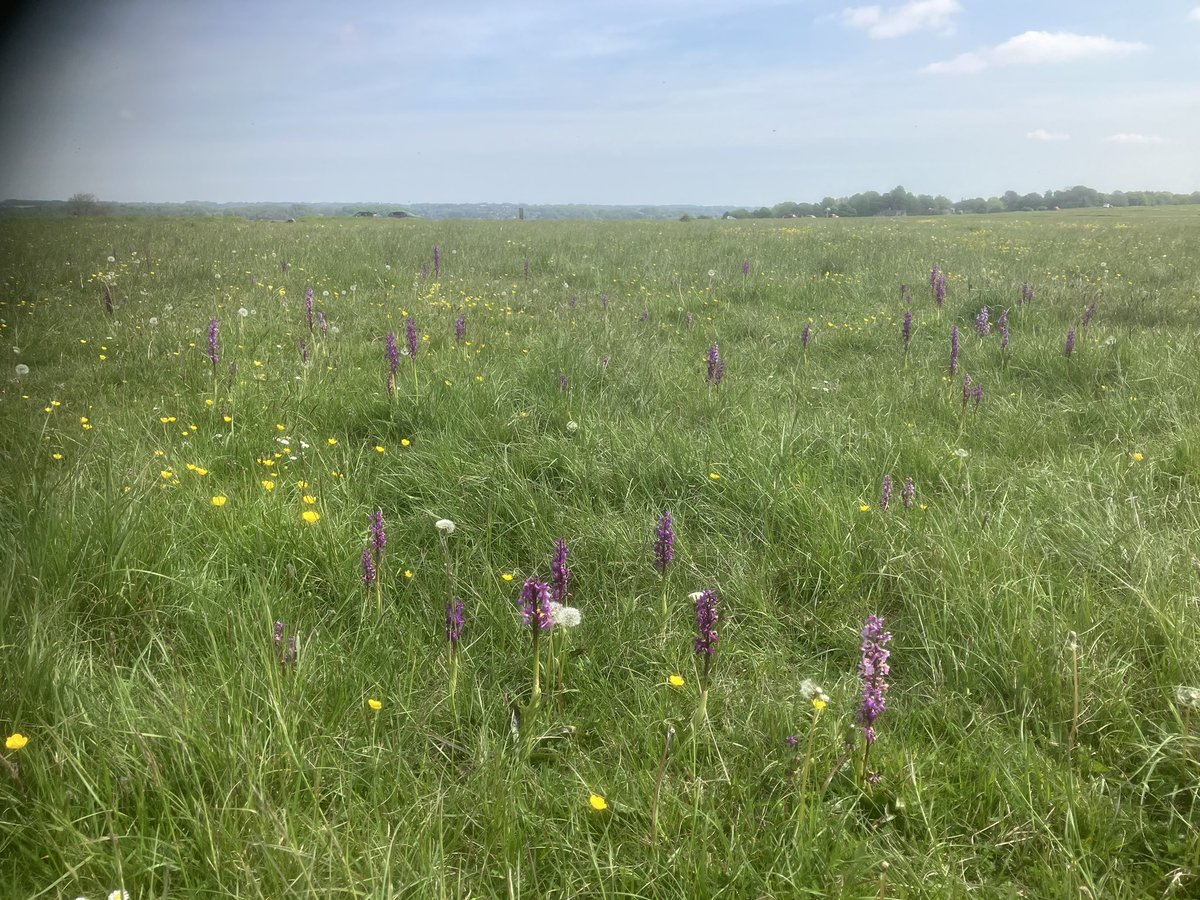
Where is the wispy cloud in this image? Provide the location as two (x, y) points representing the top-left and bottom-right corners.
(925, 31), (1147, 75)
(843, 0), (960, 39)
(1026, 129), (1069, 141)
(1103, 132), (1165, 144)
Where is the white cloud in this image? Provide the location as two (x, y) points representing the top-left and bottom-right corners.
(925, 31), (1147, 75)
(1103, 133), (1165, 144)
(1026, 129), (1069, 141)
(843, 0), (960, 39)
(1189, 7), (1200, 22)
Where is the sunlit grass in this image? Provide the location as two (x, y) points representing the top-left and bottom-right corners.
(2, 208), (1200, 897)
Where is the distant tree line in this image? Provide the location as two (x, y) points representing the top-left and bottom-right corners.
(722, 184), (1200, 219)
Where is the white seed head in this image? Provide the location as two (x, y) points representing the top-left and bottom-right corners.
(435, 518), (456, 534)
(566, 420), (579, 432)
(15, 363), (30, 376)
(1176, 685), (1200, 710)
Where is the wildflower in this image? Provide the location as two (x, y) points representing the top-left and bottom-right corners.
(742, 259), (751, 276)
(551, 602), (582, 629)
(551, 537), (571, 603)
(368, 698), (382, 711)
(52, 452), (64, 460)
(859, 504), (871, 513)
(361, 545), (377, 586)
(972, 382), (983, 409)
(1021, 281), (1035, 304)
(881, 475), (893, 511)
(433, 244), (441, 277)
(786, 735), (799, 748)
(435, 518), (455, 534)
(238, 306), (249, 318)
(998, 307), (1010, 350)
(385, 331), (400, 376)
(1080, 298), (1099, 330)
(902, 310), (912, 352)
(705, 342), (725, 385)
(1131, 452), (1144, 462)
(857, 615), (891, 745)
(566, 420), (579, 433)
(949, 325), (960, 375)
(302, 495), (316, 504)
(520, 578), (553, 632)
(299, 338), (309, 363)
(694, 589), (719, 658)
(975, 306), (990, 336)
(375, 445), (386, 453)
(370, 508), (387, 561)
(261, 480), (275, 491)
(1176, 686), (1200, 710)
(933, 268), (946, 308)
(108, 891), (130, 900)
(801, 322), (812, 349)
(406, 315), (419, 360)
(902, 477), (915, 510)
(207, 318), (220, 369)
(962, 374), (973, 410)
(589, 793), (608, 811)
(5, 733), (28, 750)
(502, 572), (514, 582)
(558, 371), (569, 391)
(318, 310), (329, 336)
(400, 438), (411, 447)
(709, 472), (721, 481)
(305, 287), (314, 332)
(302, 510), (320, 524)
(404, 569), (413, 579)
(455, 312), (467, 342)
(447, 596), (466, 646)
(14, 363), (29, 376)
(1065, 327), (1076, 358)
(653, 510), (675, 574)
(669, 674), (686, 687)
(327, 437), (338, 446)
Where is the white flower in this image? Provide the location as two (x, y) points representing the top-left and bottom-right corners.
(707, 269), (716, 278)
(552, 603), (582, 628)
(213, 272), (221, 279)
(566, 421), (578, 433)
(108, 891), (130, 900)
(11, 346), (19, 354)
(435, 518), (456, 534)
(238, 307), (249, 317)
(106, 255), (116, 263)
(1176, 685), (1200, 710)
(688, 591), (704, 602)
(15, 363), (30, 376)
(953, 448), (970, 459)
(148, 317), (158, 326)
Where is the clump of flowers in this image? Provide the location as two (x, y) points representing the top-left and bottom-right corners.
(857, 614), (891, 784)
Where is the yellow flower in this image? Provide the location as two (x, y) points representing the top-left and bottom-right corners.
(404, 569), (414, 579)
(6, 733), (29, 750)
(154, 449), (165, 457)
(501, 573), (514, 582)
(327, 438), (338, 446)
(223, 415), (232, 423)
(589, 793), (608, 811)
(80, 416), (89, 424)
(375, 445), (386, 453)
(211, 495), (228, 507)
(668, 674), (685, 687)
(296, 480), (310, 489)
(302, 510), (321, 524)
(276, 423), (286, 431)
(859, 504), (871, 512)
(205, 398), (215, 407)
(1131, 452), (1144, 462)
(709, 472), (721, 481)
(368, 698), (382, 711)
(812, 697), (827, 711)
(160, 470), (174, 480)
(400, 438), (411, 447)
(51, 452), (64, 460)
(261, 480), (276, 491)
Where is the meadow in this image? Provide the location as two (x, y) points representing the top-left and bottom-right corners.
(2, 208), (1199, 898)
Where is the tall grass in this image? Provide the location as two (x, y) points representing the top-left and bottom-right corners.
(2, 208), (1199, 897)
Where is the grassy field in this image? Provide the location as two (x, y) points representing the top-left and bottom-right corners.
(2, 208), (1200, 898)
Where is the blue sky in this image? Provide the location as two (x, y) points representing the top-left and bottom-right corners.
(0, 0), (1196, 205)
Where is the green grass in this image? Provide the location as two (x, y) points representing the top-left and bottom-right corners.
(2, 208), (1200, 898)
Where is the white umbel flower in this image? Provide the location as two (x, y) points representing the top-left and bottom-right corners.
(435, 518), (456, 534)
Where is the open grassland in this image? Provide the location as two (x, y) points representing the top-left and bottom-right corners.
(2, 208), (1200, 898)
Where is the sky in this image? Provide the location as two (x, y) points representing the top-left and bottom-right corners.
(0, 0), (1197, 205)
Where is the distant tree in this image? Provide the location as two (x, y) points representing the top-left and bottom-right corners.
(67, 192), (100, 216)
